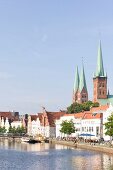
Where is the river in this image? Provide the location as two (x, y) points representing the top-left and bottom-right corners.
(0, 139), (113, 170)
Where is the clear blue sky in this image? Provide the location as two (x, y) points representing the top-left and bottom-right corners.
(0, 0), (113, 114)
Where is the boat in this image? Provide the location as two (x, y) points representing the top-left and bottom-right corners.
(27, 139), (41, 144)
(21, 137), (30, 143)
(44, 139), (49, 143)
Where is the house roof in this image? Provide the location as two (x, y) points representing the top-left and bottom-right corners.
(30, 115), (38, 121)
(82, 112), (102, 119)
(0, 112), (12, 118)
(59, 104), (109, 121)
(91, 105), (109, 112)
(63, 114), (75, 117)
(46, 111), (66, 127)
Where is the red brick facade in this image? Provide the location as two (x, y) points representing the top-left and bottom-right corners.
(73, 88), (88, 104)
(93, 77), (107, 102)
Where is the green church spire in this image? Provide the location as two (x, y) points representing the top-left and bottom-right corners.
(95, 41), (106, 77)
(73, 66), (79, 93)
(79, 65), (87, 92)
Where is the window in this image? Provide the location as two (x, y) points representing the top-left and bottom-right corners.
(89, 127), (91, 132)
(99, 83), (101, 87)
(96, 127), (99, 137)
(87, 127), (88, 132)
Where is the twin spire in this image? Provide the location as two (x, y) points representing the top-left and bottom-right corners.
(73, 65), (87, 93)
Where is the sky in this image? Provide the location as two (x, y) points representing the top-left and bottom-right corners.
(0, 0), (113, 114)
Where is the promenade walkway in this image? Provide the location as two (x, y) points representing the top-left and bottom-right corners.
(51, 139), (113, 154)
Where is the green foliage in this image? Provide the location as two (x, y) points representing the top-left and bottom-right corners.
(104, 113), (113, 138)
(0, 127), (7, 133)
(92, 102), (99, 107)
(67, 101), (99, 113)
(60, 120), (75, 135)
(8, 126), (26, 135)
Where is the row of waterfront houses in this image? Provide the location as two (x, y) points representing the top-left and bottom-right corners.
(27, 104), (113, 141)
(0, 103), (113, 141)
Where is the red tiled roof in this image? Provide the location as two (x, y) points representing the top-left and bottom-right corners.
(37, 113), (43, 124)
(74, 112), (86, 119)
(83, 112), (102, 119)
(63, 114), (75, 117)
(0, 112), (12, 119)
(30, 115), (38, 121)
(46, 111), (66, 127)
(74, 110), (102, 119)
(91, 105), (109, 112)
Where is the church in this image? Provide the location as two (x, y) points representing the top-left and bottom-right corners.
(73, 41), (113, 105)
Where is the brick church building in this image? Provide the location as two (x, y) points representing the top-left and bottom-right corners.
(73, 41), (113, 105)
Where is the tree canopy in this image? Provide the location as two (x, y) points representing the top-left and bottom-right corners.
(60, 120), (75, 135)
(0, 127), (7, 134)
(8, 126), (26, 135)
(104, 113), (113, 139)
(67, 101), (99, 114)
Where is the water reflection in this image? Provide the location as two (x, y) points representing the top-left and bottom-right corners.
(0, 139), (113, 170)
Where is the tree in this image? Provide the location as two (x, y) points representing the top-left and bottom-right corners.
(67, 101), (99, 114)
(16, 126), (26, 135)
(8, 126), (16, 134)
(60, 120), (75, 136)
(8, 126), (26, 136)
(104, 113), (113, 140)
(0, 127), (7, 134)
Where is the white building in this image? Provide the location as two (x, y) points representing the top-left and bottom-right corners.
(55, 107), (109, 140)
(55, 114), (76, 138)
(11, 121), (22, 128)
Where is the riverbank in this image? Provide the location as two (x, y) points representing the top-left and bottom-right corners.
(51, 139), (113, 154)
(0, 136), (22, 142)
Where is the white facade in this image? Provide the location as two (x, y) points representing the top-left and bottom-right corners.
(11, 121), (22, 128)
(56, 114), (102, 139)
(55, 115), (80, 138)
(5, 117), (10, 132)
(39, 126), (55, 138)
(27, 117), (41, 136)
(81, 118), (101, 139)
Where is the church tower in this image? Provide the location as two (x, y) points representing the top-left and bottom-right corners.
(73, 65), (88, 104)
(93, 41), (107, 102)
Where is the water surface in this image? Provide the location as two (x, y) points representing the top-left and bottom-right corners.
(0, 139), (113, 170)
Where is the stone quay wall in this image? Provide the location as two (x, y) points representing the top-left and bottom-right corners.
(51, 139), (113, 154)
